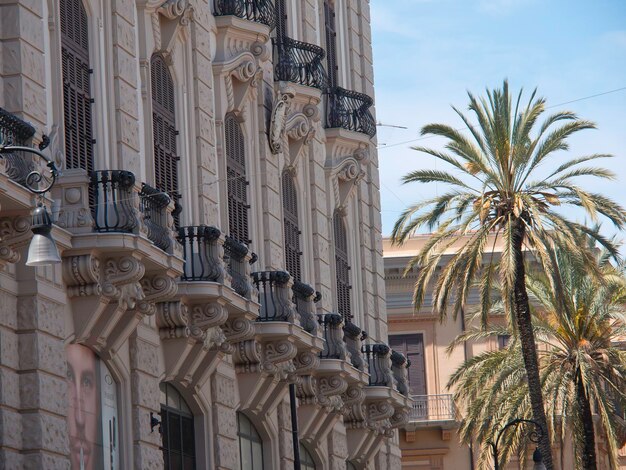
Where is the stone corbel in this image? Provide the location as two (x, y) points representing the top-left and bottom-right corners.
(328, 156), (366, 213)
(342, 384), (368, 428)
(218, 52), (262, 114)
(149, 0), (192, 55)
(0, 214), (31, 265)
(262, 339), (298, 379)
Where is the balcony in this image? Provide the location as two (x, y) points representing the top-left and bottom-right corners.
(409, 394), (457, 426)
(214, 0), (276, 29)
(273, 37), (328, 90)
(326, 86), (376, 138)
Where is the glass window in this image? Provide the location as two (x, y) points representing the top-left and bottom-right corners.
(238, 412), (264, 470)
(160, 383), (196, 470)
(299, 443), (316, 470)
(346, 462), (357, 470)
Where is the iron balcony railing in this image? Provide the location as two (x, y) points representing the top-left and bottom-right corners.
(0, 107), (37, 187)
(326, 86), (376, 137)
(390, 350), (410, 397)
(362, 343), (393, 387)
(90, 170), (138, 233)
(292, 280), (321, 335)
(214, 0), (276, 29)
(274, 37), (328, 90)
(410, 394), (456, 423)
(224, 236), (257, 298)
(178, 225), (227, 282)
(343, 322), (368, 372)
(318, 313), (347, 360)
(252, 270), (297, 322)
(139, 183), (172, 252)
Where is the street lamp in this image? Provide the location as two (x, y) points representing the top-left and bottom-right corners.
(0, 143), (60, 266)
(489, 418), (545, 470)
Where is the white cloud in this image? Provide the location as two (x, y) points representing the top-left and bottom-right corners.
(477, 0), (537, 15)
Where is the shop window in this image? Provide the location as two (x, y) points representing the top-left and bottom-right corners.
(160, 383), (196, 470)
(66, 344), (119, 470)
(238, 412), (264, 470)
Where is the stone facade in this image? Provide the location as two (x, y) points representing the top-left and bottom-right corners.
(0, 0), (408, 469)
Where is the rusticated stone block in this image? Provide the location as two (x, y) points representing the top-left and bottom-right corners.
(0, 447), (23, 470)
(21, 452), (70, 470)
(133, 442), (163, 470)
(214, 435), (238, 469)
(112, 0), (135, 24)
(129, 338), (160, 377)
(18, 332), (65, 376)
(211, 373), (236, 408)
(1, 39), (45, 85)
(0, 329), (18, 370)
(132, 406), (162, 444)
(17, 297), (65, 338)
(21, 412), (69, 454)
(213, 404), (236, 437)
(130, 371), (160, 409)
(113, 47), (138, 86)
(0, 408), (22, 448)
(19, 372), (68, 415)
(116, 80), (139, 118)
(118, 112), (140, 150)
(113, 18), (136, 55)
(0, 368), (20, 409)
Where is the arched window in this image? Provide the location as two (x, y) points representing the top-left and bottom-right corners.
(299, 443), (316, 470)
(60, 0), (94, 172)
(160, 383), (195, 470)
(346, 461), (357, 470)
(333, 211), (352, 322)
(151, 54), (179, 200)
(282, 170), (301, 282)
(238, 412), (264, 469)
(225, 114), (249, 245)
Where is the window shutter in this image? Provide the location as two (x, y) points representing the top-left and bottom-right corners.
(151, 54), (179, 210)
(324, 1), (338, 88)
(225, 114), (249, 245)
(390, 334), (427, 395)
(282, 171), (301, 282)
(333, 211), (352, 322)
(60, 0), (94, 172)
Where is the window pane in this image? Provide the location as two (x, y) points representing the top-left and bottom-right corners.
(169, 414), (182, 452)
(252, 441), (263, 470)
(183, 454), (195, 470)
(238, 412), (250, 436)
(170, 452), (182, 470)
(240, 439), (252, 470)
(181, 416), (195, 455)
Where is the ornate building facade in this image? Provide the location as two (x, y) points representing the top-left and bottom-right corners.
(0, 0), (408, 468)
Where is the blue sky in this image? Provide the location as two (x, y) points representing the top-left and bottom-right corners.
(372, 0), (626, 239)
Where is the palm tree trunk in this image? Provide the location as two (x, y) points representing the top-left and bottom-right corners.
(511, 219), (554, 470)
(576, 369), (598, 469)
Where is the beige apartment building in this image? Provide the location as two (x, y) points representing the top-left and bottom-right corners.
(0, 0), (409, 468)
(383, 236), (626, 470)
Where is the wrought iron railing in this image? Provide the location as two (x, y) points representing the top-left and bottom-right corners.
(178, 225), (227, 282)
(252, 270), (297, 322)
(139, 183), (172, 252)
(362, 343), (393, 387)
(318, 313), (348, 360)
(326, 86), (376, 137)
(224, 236), (256, 298)
(214, 0), (276, 29)
(390, 350), (409, 397)
(0, 107), (37, 187)
(343, 322), (368, 372)
(90, 170), (138, 233)
(410, 394), (456, 422)
(292, 280), (321, 335)
(274, 37), (328, 90)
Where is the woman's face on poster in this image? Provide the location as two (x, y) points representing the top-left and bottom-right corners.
(66, 344), (98, 470)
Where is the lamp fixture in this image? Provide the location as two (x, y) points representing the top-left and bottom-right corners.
(0, 142), (60, 267)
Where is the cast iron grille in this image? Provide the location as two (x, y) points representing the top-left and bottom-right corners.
(139, 183), (172, 252)
(151, 54), (180, 227)
(318, 313), (344, 359)
(252, 270), (292, 322)
(326, 86), (376, 137)
(178, 225), (223, 282)
(90, 170), (137, 233)
(323, 0), (338, 88)
(225, 114), (250, 245)
(214, 0), (276, 29)
(273, 37), (328, 90)
(282, 170), (301, 282)
(362, 343), (392, 387)
(0, 108), (36, 187)
(60, 0), (94, 173)
(333, 211), (352, 322)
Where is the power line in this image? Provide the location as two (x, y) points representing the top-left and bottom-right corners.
(377, 86), (626, 150)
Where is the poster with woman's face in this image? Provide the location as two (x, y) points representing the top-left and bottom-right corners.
(66, 344), (119, 470)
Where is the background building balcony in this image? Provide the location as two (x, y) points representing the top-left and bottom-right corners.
(408, 393), (457, 428)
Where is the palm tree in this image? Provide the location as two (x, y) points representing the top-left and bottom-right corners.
(447, 242), (626, 469)
(391, 80), (626, 469)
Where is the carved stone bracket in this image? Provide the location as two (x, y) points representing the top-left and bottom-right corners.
(0, 214), (31, 264)
(342, 384), (367, 428)
(327, 155), (366, 214)
(216, 51), (262, 115)
(262, 339), (298, 379)
(269, 86), (294, 155)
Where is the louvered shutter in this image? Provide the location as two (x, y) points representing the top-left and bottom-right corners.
(60, 0), (94, 172)
(333, 211), (352, 322)
(282, 171), (301, 282)
(151, 54), (179, 216)
(225, 114), (249, 245)
(275, 0), (287, 39)
(389, 334), (427, 395)
(324, 1), (338, 88)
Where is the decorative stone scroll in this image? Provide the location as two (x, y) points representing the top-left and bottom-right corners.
(0, 214), (31, 264)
